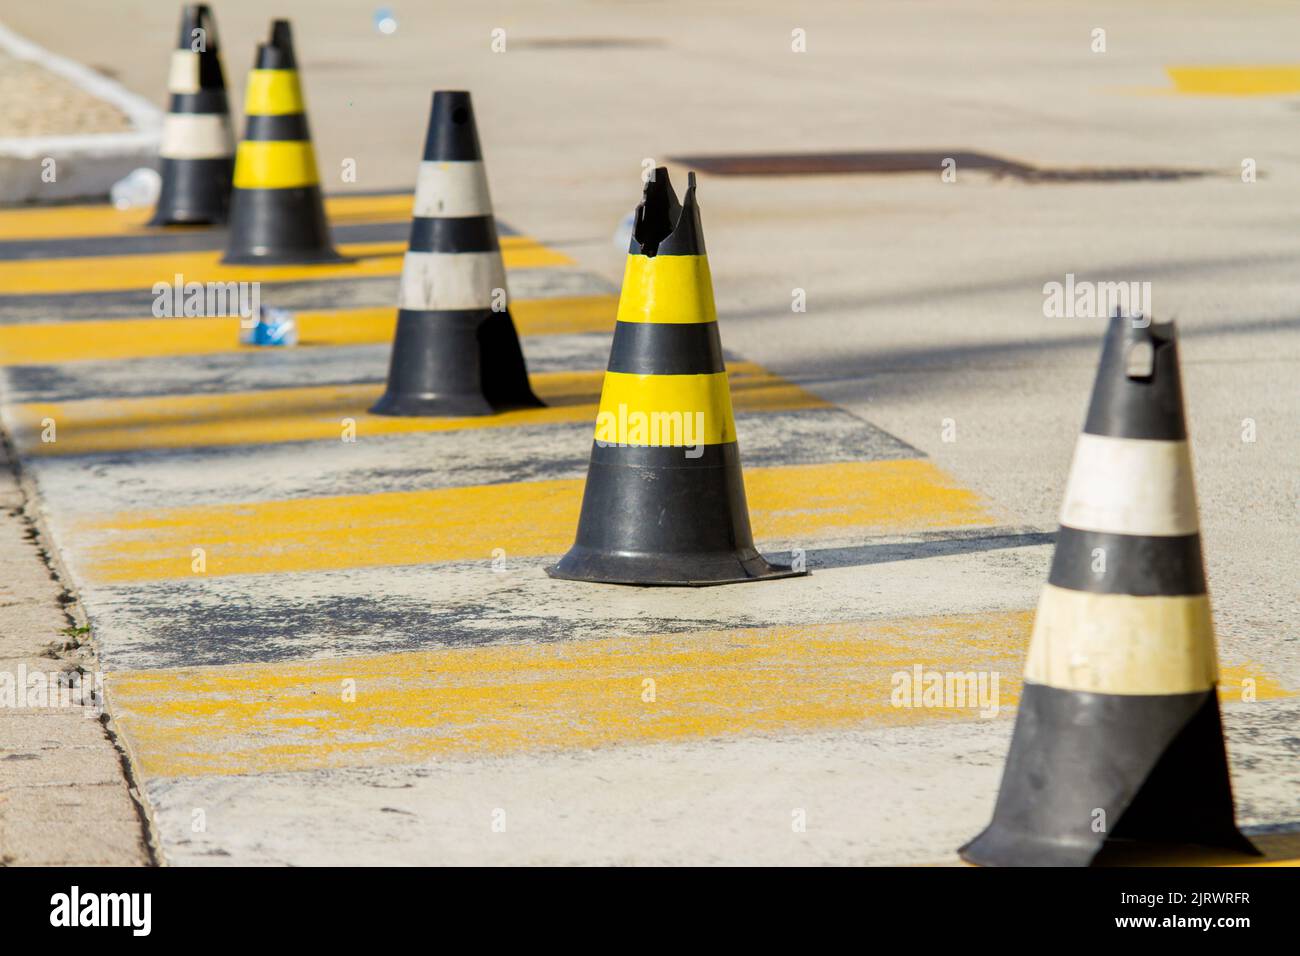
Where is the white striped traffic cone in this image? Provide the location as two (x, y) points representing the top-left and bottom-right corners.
(370, 91), (540, 416)
(150, 4), (234, 225)
(960, 314), (1258, 866)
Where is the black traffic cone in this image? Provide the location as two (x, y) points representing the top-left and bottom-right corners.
(960, 314), (1258, 866)
(370, 91), (541, 416)
(222, 19), (340, 264)
(547, 169), (804, 586)
(149, 4), (234, 225)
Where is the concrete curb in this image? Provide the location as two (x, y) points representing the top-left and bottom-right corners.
(0, 20), (161, 204)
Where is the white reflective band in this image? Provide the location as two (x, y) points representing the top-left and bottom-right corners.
(1060, 433), (1199, 537)
(168, 50), (201, 94)
(159, 113), (234, 160)
(398, 251), (506, 310)
(1025, 585), (1217, 695)
(412, 161), (493, 218)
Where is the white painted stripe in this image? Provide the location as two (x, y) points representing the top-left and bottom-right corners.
(398, 251), (506, 310)
(168, 50), (200, 94)
(1025, 584), (1217, 695)
(412, 161), (493, 218)
(1059, 433), (1199, 537)
(159, 113), (233, 159)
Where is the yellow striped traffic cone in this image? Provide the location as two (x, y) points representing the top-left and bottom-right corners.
(149, 4), (234, 225)
(547, 169), (804, 586)
(960, 314), (1258, 866)
(222, 19), (339, 264)
(370, 91), (541, 416)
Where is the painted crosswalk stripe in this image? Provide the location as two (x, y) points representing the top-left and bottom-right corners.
(68, 538), (1042, 669)
(22, 408), (916, 515)
(0, 236), (569, 296)
(0, 192), (414, 242)
(101, 611), (1290, 778)
(73, 458), (994, 583)
(0, 296), (617, 366)
(106, 611), (1033, 775)
(8, 362), (821, 455)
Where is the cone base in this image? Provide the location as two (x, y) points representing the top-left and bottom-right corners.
(222, 247), (346, 266)
(149, 157), (233, 227)
(958, 683), (1257, 866)
(552, 442), (801, 587)
(369, 308), (543, 418)
(222, 185), (342, 265)
(368, 391), (541, 418)
(148, 209), (226, 227)
(959, 831), (1261, 868)
(546, 545), (805, 588)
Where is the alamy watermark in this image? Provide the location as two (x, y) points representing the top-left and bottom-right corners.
(891, 665), (1001, 718)
(595, 405), (707, 459)
(1043, 273), (1150, 325)
(0, 664), (103, 717)
(152, 273), (261, 326)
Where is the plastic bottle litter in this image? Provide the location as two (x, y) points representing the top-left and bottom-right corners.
(239, 307), (299, 347)
(109, 167), (162, 210)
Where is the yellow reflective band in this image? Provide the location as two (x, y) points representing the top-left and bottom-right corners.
(243, 68), (305, 115)
(232, 141), (320, 189)
(615, 254), (717, 324)
(594, 370), (736, 445)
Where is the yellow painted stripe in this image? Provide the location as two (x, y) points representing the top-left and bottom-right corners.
(103, 618), (1295, 778)
(0, 235), (570, 296)
(107, 611), (1035, 776)
(615, 254), (716, 324)
(244, 69), (305, 114)
(325, 193), (412, 225)
(0, 193), (412, 242)
(0, 296), (617, 366)
(595, 371), (736, 445)
(74, 458), (993, 583)
(1166, 65), (1300, 96)
(1025, 584), (1216, 695)
(12, 361), (812, 458)
(232, 141), (319, 189)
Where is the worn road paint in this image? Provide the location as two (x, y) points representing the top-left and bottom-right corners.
(22, 408), (916, 512)
(72, 536), (1048, 670)
(0, 236), (569, 296)
(2, 333), (616, 404)
(107, 610), (1035, 776)
(74, 458), (994, 583)
(0, 192), (413, 242)
(10, 362), (823, 456)
(105, 613), (1290, 778)
(0, 296), (618, 367)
